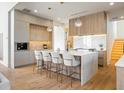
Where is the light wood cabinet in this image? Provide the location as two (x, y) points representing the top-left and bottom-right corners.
(98, 51), (107, 67)
(29, 24), (52, 41)
(69, 19), (78, 36)
(69, 12), (107, 36)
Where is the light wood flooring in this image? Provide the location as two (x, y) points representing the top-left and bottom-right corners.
(0, 63), (116, 90)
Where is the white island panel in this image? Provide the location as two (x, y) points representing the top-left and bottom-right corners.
(115, 55), (124, 90)
(81, 52), (98, 85)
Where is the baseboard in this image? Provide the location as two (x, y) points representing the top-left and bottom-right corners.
(15, 63), (35, 68)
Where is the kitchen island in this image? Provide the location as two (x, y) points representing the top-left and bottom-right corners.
(68, 51), (98, 85)
(45, 50), (98, 86)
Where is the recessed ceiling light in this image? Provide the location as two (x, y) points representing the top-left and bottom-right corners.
(109, 2), (114, 6)
(34, 9), (38, 13)
(120, 16), (124, 19)
(60, 2), (64, 4)
(48, 7), (52, 10)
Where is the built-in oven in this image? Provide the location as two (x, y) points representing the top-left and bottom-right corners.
(16, 42), (29, 50)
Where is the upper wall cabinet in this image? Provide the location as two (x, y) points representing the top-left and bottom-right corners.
(15, 21), (29, 42)
(69, 12), (107, 36)
(30, 24), (52, 41)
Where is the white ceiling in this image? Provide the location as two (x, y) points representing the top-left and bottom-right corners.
(15, 2), (124, 24)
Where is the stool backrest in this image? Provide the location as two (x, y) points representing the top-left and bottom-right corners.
(62, 52), (75, 66)
(34, 51), (43, 66)
(42, 51), (51, 62)
(63, 52), (80, 66)
(51, 52), (62, 64)
(34, 51), (42, 60)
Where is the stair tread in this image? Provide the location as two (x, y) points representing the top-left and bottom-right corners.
(111, 40), (124, 61)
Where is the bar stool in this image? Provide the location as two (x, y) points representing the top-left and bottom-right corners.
(42, 51), (52, 78)
(62, 52), (81, 87)
(34, 51), (43, 74)
(50, 52), (63, 82)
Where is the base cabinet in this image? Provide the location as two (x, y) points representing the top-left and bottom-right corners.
(14, 51), (34, 67)
(98, 51), (107, 66)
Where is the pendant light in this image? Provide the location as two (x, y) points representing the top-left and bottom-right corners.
(47, 26), (52, 32)
(47, 20), (53, 32)
(75, 18), (82, 27)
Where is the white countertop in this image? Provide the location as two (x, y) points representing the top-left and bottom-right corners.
(47, 50), (98, 56)
(34, 49), (98, 57)
(68, 51), (97, 56)
(115, 55), (124, 67)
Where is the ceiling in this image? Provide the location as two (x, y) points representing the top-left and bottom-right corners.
(15, 2), (124, 24)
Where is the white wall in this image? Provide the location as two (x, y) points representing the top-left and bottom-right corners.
(0, 2), (17, 67)
(53, 26), (66, 50)
(0, 33), (3, 60)
(10, 9), (15, 68)
(116, 20), (124, 39)
(107, 14), (117, 65)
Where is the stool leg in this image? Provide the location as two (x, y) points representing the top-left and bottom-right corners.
(48, 62), (51, 78)
(56, 64), (58, 82)
(33, 64), (35, 72)
(40, 65), (42, 75)
(60, 65), (63, 83)
(37, 61), (39, 74)
(58, 64), (60, 87)
(71, 67), (74, 88)
(46, 61), (48, 78)
(79, 66), (81, 86)
(49, 62), (52, 78)
(66, 66), (68, 77)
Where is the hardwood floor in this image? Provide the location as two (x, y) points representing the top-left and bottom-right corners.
(0, 63), (116, 90)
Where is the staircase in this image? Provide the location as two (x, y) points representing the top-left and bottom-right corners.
(111, 39), (124, 63)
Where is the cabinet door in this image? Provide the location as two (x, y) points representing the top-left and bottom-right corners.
(42, 31), (49, 41)
(15, 21), (29, 42)
(69, 20), (73, 36)
(97, 12), (107, 34)
(14, 51), (33, 67)
(80, 16), (86, 35)
(84, 16), (91, 35)
(30, 24), (49, 41)
(69, 19), (79, 36)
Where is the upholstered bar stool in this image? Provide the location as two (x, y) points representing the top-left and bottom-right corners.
(50, 52), (63, 82)
(34, 51), (43, 74)
(62, 52), (81, 87)
(42, 51), (52, 78)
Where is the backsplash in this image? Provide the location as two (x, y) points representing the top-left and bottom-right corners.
(73, 34), (106, 51)
(29, 41), (52, 50)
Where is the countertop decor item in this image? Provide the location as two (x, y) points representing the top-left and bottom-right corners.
(99, 44), (103, 51)
(43, 44), (48, 49)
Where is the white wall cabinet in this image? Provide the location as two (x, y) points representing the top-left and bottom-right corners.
(15, 21), (29, 42)
(14, 51), (34, 67)
(115, 55), (124, 89)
